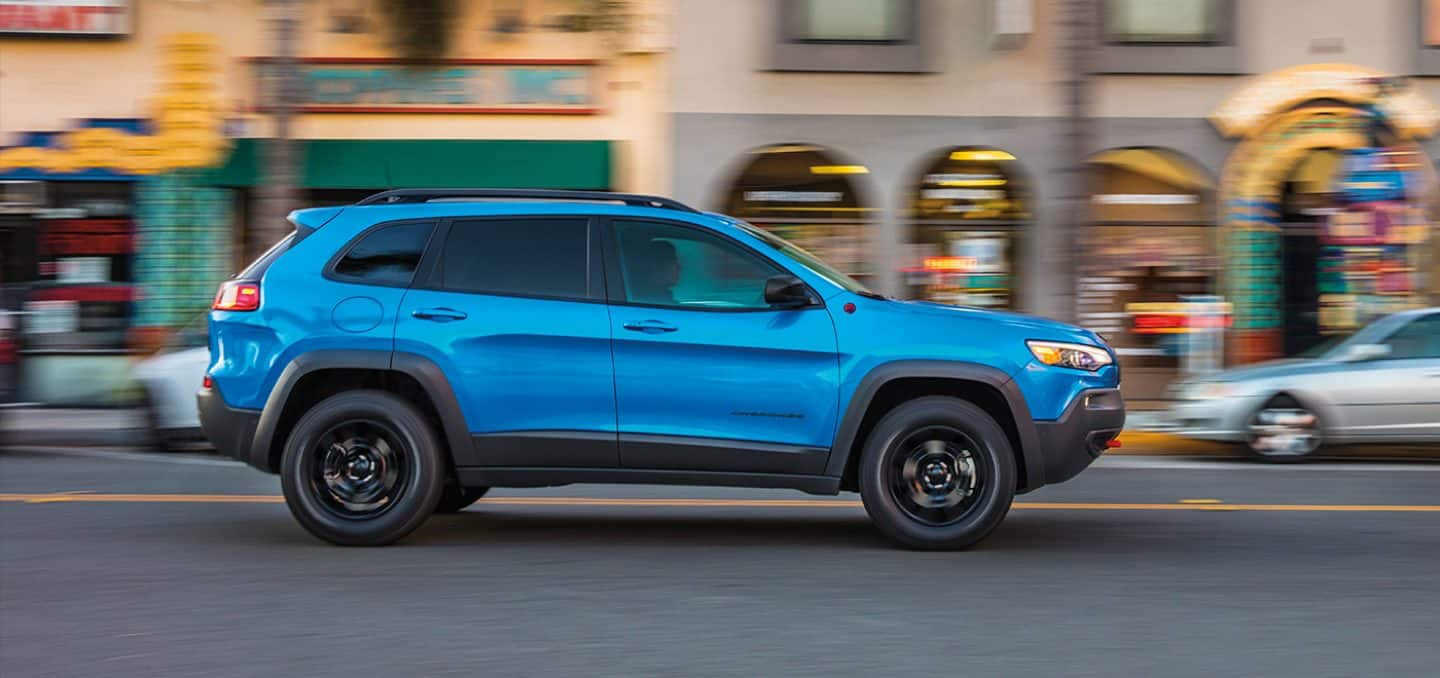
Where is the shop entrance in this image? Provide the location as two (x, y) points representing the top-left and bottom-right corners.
(1212, 65), (1440, 364)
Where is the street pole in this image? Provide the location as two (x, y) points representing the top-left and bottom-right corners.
(1057, 0), (1095, 324)
(255, 0), (301, 259)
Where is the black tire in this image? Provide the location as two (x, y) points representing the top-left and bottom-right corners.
(1243, 394), (1322, 463)
(433, 484), (490, 514)
(279, 390), (446, 546)
(859, 396), (1017, 550)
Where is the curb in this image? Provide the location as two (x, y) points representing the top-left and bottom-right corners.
(1111, 430), (1235, 457)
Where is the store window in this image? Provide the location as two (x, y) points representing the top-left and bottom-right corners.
(1095, 0), (1236, 74)
(1104, 0), (1221, 44)
(1426, 1), (1440, 47)
(801, 0), (907, 42)
(905, 147), (1028, 309)
(770, 0), (932, 73)
(721, 145), (873, 287)
(1081, 148), (1219, 400)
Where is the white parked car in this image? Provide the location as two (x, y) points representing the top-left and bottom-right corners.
(132, 323), (210, 450)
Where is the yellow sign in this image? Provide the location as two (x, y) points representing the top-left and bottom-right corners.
(1210, 63), (1440, 139)
(0, 32), (226, 175)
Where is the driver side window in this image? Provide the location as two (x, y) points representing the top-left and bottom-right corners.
(612, 220), (781, 310)
(1382, 314), (1440, 360)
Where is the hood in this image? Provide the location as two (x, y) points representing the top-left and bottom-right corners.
(893, 299), (1105, 345)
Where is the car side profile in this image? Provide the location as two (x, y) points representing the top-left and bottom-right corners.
(1168, 307), (1440, 461)
(198, 189), (1124, 549)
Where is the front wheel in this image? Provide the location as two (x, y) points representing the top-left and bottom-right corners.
(859, 396), (1016, 550)
(279, 390), (446, 546)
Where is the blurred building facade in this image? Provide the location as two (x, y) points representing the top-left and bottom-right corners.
(670, 0), (1440, 402)
(4, 0), (1440, 406)
(0, 0), (670, 404)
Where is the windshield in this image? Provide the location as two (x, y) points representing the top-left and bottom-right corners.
(733, 221), (874, 295)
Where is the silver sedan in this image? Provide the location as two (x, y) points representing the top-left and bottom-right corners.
(1168, 308), (1440, 461)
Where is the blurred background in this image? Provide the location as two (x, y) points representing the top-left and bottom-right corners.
(0, 0), (1437, 424)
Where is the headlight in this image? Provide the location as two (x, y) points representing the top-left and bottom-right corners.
(1026, 340), (1114, 372)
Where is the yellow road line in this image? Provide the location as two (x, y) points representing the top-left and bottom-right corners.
(2, 493), (1440, 512)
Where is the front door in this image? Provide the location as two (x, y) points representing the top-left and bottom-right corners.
(395, 216), (618, 467)
(603, 218), (840, 475)
(1333, 312), (1440, 441)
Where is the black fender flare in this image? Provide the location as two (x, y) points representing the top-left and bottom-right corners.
(249, 350), (475, 470)
(824, 360), (1045, 492)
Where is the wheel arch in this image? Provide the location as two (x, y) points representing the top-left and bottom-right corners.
(250, 350), (473, 472)
(826, 361), (1045, 493)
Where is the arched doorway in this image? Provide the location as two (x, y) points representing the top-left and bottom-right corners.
(1212, 65), (1440, 363)
(1081, 147), (1219, 401)
(903, 147), (1029, 308)
(720, 144), (874, 285)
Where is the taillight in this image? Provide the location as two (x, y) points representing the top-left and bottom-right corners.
(213, 280), (260, 311)
(202, 375), (214, 389)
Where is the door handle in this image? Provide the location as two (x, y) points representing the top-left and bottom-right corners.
(623, 320), (678, 333)
(411, 307), (467, 322)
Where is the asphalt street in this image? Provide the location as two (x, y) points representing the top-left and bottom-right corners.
(2, 447), (1438, 678)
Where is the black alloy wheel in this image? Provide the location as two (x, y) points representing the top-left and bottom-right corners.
(859, 396), (1016, 550)
(280, 390), (445, 546)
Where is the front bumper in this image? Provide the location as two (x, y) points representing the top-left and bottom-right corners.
(197, 386), (264, 470)
(1033, 388), (1125, 485)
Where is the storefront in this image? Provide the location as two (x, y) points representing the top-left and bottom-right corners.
(719, 144), (873, 284)
(0, 33), (230, 404)
(904, 147), (1028, 308)
(1212, 64), (1440, 363)
(1079, 147), (1220, 401)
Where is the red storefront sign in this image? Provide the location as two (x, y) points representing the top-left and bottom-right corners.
(38, 220), (133, 257)
(0, 1), (131, 36)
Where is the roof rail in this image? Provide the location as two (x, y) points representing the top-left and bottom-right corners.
(354, 189), (700, 213)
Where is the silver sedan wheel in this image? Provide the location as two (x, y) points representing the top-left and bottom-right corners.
(1246, 404), (1321, 458)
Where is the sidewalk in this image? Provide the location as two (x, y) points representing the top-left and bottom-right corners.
(0, 406), (150, 448)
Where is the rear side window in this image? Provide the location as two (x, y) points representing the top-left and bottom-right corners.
(440, 218), (592, 300)
(333, 221), (434, 286)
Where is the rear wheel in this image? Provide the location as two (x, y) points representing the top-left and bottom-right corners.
(280, 390), (445, 545)
(1244, 394), (1322, 462)
(859, 396), (1016, 550)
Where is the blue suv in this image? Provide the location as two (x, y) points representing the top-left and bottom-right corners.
(198, 189), (1124, 549)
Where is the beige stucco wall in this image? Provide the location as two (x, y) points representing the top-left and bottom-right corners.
(0, 0), (670, 192)
(671, 0), (1063, 118)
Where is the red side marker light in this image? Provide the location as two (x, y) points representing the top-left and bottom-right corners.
(202, 375), (214, 389)
(843, 302), (856, 314)
(213, 280), (260, 311)
(1105, 439), (1123, 449)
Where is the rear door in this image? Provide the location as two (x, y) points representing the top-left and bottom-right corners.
(394, 216), (618, 467)
(602, 217), (840, 475)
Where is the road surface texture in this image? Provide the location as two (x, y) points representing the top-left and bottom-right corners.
(2, 447), (1438, 677)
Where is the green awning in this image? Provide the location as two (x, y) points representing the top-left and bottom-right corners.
(211, 139), (611, 190)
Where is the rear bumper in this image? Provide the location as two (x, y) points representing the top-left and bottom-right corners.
(197, 386), (264, 470)
(1033, 388), (1126, 485)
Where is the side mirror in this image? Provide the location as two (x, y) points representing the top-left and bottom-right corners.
(764, 274), (813, 309)
(1339, 343), (1391, 362)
